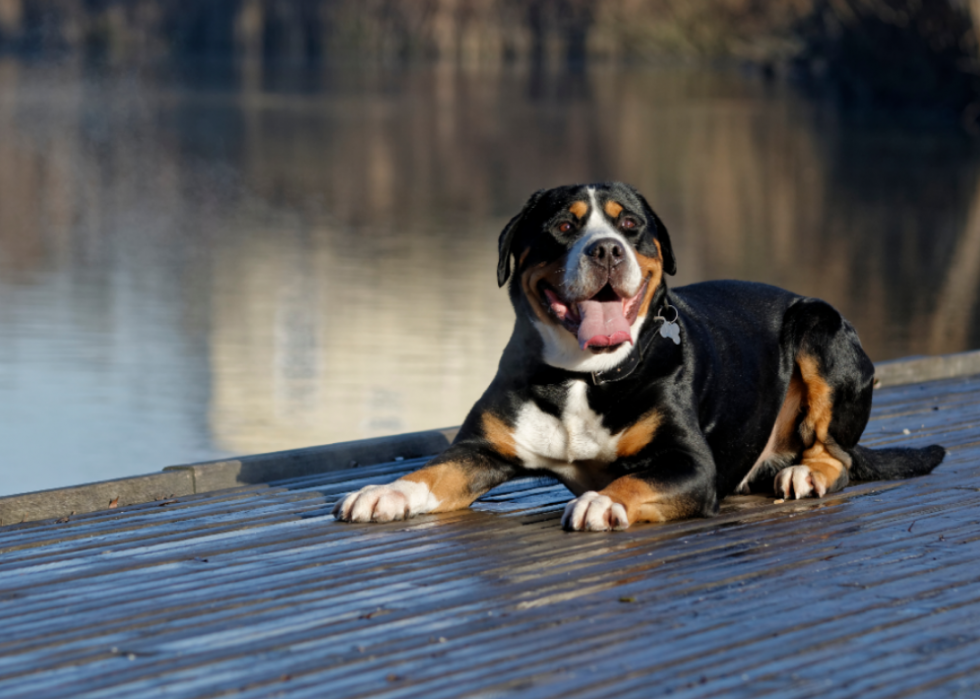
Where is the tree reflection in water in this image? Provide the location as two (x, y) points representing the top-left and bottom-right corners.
(0, 59), (977, 493)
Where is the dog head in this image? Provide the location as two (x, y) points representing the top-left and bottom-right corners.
(498, 182), (676, 372)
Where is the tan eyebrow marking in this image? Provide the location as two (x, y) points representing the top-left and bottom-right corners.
(604, 200), (623, 219)
(569, 201), (589, 219)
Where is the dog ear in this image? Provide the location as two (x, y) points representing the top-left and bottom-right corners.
(497, 189), (545, 287)
(633, 190), (676, 276)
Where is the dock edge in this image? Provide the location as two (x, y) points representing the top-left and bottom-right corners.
(3, 348), (979, 526)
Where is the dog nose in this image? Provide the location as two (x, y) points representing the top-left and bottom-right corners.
(585, 238), (625, 268)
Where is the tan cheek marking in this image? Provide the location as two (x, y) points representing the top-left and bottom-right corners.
(616, 410), (663, 458)
(401, 463), (476, 513)
(635, 242), (664, 318)
(521, 259), (566, 326)
(604, 200), (623, 219)
(482, 413), (517, 459)
(569, 200), (589, 219)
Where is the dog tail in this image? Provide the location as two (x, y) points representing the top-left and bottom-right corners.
(849, 444), (946, 482)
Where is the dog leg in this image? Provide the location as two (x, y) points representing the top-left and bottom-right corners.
(562, 450), (717, 532)
(561, 491), (630, 531)
(333, 445), (516, 523)
(774, 302), (875, 500)
(775, 443), (849, 499)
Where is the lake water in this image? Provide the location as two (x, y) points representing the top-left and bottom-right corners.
(1, 58), (979, 496)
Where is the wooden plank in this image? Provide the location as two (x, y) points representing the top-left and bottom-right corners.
(0, 470), (195, 528)
(874, 349), (980, 387)
(165, 430), (453, 493)
(1, 379), (980, 698)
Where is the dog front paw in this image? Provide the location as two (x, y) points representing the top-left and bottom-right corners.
(774, 465), (827, 499)
(561, 491), (629, 532)
(332, 480), (436, 523)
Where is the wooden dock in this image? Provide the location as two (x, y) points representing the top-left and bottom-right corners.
(1, 369), (979, 697)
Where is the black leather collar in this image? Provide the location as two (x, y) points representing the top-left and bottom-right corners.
(527, 304), (678, 387)
(587, 320), (663, 385)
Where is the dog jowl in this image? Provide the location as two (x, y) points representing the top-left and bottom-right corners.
(334, 182), (945, 531)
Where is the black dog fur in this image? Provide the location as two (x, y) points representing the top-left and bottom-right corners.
(334, 182), (945, 531)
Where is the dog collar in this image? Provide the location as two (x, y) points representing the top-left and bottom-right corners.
(589, 304), (680, 385)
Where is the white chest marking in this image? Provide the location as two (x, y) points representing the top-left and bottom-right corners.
(512, 380), (621, 469)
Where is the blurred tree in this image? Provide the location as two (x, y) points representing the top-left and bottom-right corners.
(0, 0), (978, 116)
(795, 0), (979, 114)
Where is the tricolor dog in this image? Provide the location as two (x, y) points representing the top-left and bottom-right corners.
(334, 182), (945, 531)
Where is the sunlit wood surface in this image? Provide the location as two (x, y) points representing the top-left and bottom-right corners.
(1, 374), (979, 698)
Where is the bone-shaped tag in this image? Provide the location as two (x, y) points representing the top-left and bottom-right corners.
(660, 320), (681, 345)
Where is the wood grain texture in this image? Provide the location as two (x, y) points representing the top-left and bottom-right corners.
(0, 373), (977, 698)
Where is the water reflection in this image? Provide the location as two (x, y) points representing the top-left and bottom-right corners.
(0, 59), (978, 495)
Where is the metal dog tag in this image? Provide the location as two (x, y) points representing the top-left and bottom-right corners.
(660, 320), (680, 344)
(655, 304), (681, 345)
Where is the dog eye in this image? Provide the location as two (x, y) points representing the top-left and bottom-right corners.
(619, 218), (638, 231)
(558, 221), (574, 233)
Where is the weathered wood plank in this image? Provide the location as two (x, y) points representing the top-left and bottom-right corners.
(874, 350), (980, 388)
(1, 378), (980, 698)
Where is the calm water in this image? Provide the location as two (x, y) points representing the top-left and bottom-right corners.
(1, 58), (979, 496)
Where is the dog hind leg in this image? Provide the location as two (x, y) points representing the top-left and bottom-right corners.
(774, 300), (874, 499)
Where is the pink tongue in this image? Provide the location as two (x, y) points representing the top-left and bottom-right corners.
(577, 298), (633, 350)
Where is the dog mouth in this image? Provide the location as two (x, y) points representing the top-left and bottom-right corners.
(541, 277), (649, 351)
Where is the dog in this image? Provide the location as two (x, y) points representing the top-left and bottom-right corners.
(334, 182), (946, 531)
